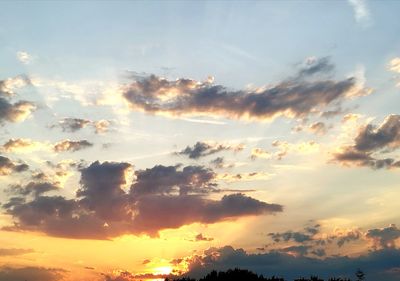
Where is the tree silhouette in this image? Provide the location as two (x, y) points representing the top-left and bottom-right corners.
(167, 268), (357, 281)
(355, 269), (365, 281)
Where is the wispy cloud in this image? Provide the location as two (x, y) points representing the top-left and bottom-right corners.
(348, 0), (371, 25)
(16, 51), (33, 64)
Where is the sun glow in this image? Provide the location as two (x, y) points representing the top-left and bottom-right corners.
(153, 266), (172, 275)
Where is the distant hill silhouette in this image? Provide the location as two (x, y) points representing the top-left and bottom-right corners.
(166, 268), (360, 281)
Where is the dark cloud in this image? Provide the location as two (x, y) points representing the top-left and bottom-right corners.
(53, 140), (93, 152)
(176, 142), (244, 159)
(0, 98), (36, 124)
(267, 224), (365, 254)
(278, 245), (311, 256)
(268, 225), (320, 244)
(354, 115), (400, 152)
(3, 161), (282, 239)
(77, 161), (132, 221)
(309, 122), (328, 135)
(337, 229), (362, 247)
(130, 164), (216, 196)
(297, 57), (335, 78)
(122, 58), (361, 121)
(131, 193), (282, 236)
(55, 118), (91, 132)
(210, 157), (233, 169)
(0, 155), (28, 176)
(102, 271), (170, 281)
(52, 118), (111, 134)
(195, 233), (214, 242)
(268, 230), (314, 243)
(0, 248), (34, 256)
(182, 245), (400, 281)
(8, 181), (59, 197)
(366, 224), (400, 249)
(0, 266), (65, 281)
(333, 115), (400, 169)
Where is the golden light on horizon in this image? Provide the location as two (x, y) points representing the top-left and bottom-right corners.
(153, 266), (172, 275)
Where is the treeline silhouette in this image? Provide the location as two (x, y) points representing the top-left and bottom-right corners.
(166, 268), (365, 281)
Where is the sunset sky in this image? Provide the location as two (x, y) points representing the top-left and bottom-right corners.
(1, 1), (400, 281)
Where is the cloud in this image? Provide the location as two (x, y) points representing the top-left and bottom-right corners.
(102, 270), (170, 281)
(0, 98), (36, 124)
(2, 138), (46, 153)
(266, 224), (364, 253)
(3, 161), (282, 239)
(52, 118), (111, 134)
(297, 57), (335, 78)
(217, 172), (273, 182)
(293, 122), (330, 135)
(0, 76), (36, 124)
(308, 122), (328, 135)
(332, 115), (400, 169)
(131, 164), (216, 196)
(209, 157), (235, 169)
(8, 181), (60, 197)
(366, 224), (400, 249)
(250, 148), (271, 160)
(389, 58), (400, 73)
(132, 193), (282, 236)
(1, 138), (94, 154)
(122, 58), (364, 122)
(278, 245), (312, 257)
(348, 0), (371, 24)
(16, 51), (33, 64)
(0, 248), (34, 256)
(0, 75), (30, 97)
(272, 140), (320, 160)
(0, 266), (65, 281)
(53, 140), (93, 152)
(268, 229), (316, 243)
(176, 141), (244, 159)
(181, 246), (400, 281)
(0, 156), (29, 176)
(195, 233), (214, 242)
(77, 161), (132, 221)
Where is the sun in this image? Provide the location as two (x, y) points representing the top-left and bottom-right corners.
(153, 265), (173, 275)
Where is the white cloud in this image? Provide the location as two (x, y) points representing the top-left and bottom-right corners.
(389, 58), (400, 73)
(348, 0), (371, 25)
(16, 51), (33, 64)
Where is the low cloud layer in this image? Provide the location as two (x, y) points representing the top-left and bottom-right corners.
(122, 58), (364, 121)
(0, 248), (34, 256)
(2, 161), (282, 239)
(181, 245), (400, 281)
(366, 224), (400, 249)
(333, 115), (400, 169)
(0, 266), (65, 281)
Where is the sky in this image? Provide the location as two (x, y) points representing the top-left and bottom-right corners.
(0, 1), (400, 280)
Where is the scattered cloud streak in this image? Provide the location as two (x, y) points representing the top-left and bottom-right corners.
(53, 140), (93, 153)
(176, 141), (244, 159)
(122, 58), (365, 122)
